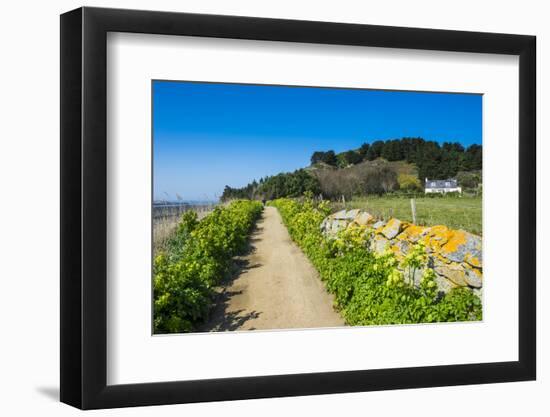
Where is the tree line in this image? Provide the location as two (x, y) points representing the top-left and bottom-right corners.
(311, 137), (482, 180)
(221, 169), (321, 201)
(221, 137), (482, 201)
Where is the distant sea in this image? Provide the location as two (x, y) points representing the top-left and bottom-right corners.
(153, 200), (218, 219)
(153, 200), (218, 206)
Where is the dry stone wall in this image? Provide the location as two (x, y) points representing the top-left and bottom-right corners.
(320, 209), (483, 295)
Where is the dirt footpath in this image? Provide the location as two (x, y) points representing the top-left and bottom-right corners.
(199, 206), (345, 332)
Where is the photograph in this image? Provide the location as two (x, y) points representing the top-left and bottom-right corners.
(52, 4), (540, 411)
(152, 80), (483, 335)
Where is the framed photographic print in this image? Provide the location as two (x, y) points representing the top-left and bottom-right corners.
(60, 6), (536, 409)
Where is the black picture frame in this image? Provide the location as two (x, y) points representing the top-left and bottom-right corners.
(60, 6), (536, 410)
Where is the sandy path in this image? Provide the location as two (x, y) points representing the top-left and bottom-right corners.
(199, 206), (345, 331)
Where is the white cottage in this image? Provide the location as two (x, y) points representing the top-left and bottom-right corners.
(424, 178), (462, 194)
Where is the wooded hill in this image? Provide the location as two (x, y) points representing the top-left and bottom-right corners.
(221, 137), (482, 201)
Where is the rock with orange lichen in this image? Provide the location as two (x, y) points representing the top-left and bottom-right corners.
(396, 224), (426, 243)
(319, 208), (483, 294)
(434, 262), (469, 287)
(464, 251), (482, 269)
(433, 257), (483, 288)
(440, 230), (482, 265)
(393, 239), (410, 256)
(422, 225), (452, 251)
(372, 220), (387, 231)
(355, 211), (374, 226)
(464, 266), (482, 288)
(379, 218), (403, 239)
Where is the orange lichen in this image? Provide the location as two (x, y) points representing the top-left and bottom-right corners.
(322, 208), (484, 293)
(464, 253), (482, 268)
(441, 230), (467, 253)
(397, 224), (426, 242)
(375, 225), (385, 235)
(390, 244), (401, 254)
(400, 221), (411, 230)
(421, 225), (452, 251)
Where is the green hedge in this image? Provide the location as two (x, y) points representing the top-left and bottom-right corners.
(270, 198), (481, 326)
(153, 200), (263, 333)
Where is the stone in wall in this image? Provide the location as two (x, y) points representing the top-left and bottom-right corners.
(320, 209), (483, 295)
(380, 218), (403, 239)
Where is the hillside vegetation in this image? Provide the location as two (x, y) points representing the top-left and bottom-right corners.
(310, 137), (482, 179)
(309, 159), (419, 199)
(221, 137), (482, 201)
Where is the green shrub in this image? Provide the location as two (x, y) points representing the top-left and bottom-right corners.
(397, 173), (422, 191)
(456, 170), (482, 189)
(153, 200), (263, 333)
(270, 198), (481, 326)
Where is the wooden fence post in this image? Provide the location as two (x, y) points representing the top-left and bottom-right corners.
(410, 198), (417, 224)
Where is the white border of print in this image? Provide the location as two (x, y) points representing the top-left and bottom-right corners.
(106, 33), (518, 385)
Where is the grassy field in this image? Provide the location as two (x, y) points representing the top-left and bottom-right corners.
(338, 195), (482, 235)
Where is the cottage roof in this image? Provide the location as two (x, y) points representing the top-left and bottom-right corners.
(425, 179), (458, 189)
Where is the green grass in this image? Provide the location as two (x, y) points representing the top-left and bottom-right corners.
(337, 195), (482, 235)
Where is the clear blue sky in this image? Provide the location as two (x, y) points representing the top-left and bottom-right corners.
(153, 81), (482, 201)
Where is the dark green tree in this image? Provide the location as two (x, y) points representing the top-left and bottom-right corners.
(358, 142), (370, 159)
(464, 144), (482, 170)
(310, 151), (326, 165)
(366, 140), (385, 160)
(323, 150), (337, 166)
(344, 150), (363, 165)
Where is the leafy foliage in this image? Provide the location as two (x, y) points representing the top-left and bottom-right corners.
(397, 173), (422, 191)
(221, 169), (321, 201)
(153, 200), (263, 333)
(312, 137), (482, 180)
(336, 150), (363, 167)
(270, 198), (482, 325)
(456, 170), (482, 190)
(311, 150), (337, 166)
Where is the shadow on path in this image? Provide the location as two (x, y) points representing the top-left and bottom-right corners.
(196, 207), (344, 332)
(197, 220), (264, 332)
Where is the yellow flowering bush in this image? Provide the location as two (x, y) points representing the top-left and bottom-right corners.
(401, 241), (428, 285)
